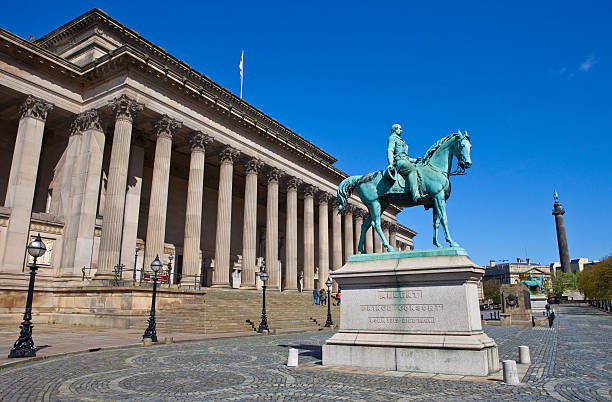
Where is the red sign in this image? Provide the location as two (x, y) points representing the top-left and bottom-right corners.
(143, 272), (169, 282)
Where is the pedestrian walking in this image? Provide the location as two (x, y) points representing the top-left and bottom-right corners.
(545, 302), (551, 317)
(320, 288), (327, 306)
(548, 311), (555, 328)
(312, 288), (319, 305)
(336, 290), (341, 306)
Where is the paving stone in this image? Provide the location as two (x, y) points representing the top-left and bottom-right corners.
(0, 304), (609, 400)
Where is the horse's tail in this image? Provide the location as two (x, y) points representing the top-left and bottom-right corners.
(337, 175), (362, 213)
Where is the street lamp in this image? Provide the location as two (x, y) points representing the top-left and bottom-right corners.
(142, 255), (162, 342)
(258, 261), (270, 333)
(133, 245), (140, 283)
(167, 254), (173, 287)
(9, 233), (46, 358)
(324, 277), (334, 327)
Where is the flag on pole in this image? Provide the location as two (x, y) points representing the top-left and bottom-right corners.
(239, 50), (244, 99)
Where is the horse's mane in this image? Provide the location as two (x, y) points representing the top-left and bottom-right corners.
(419, 133), (460, 164)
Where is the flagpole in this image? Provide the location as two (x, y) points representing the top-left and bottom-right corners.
(240, 77), (243, 99)
(239, 50), (244, 99)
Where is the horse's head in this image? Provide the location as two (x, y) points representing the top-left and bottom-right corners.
(454, 130), (472, 170)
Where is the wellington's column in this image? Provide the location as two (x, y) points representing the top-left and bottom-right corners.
(303, 185), (317, 290)
(1, 96), (53, 273)
(330, 198), (342, 293)
(342, 204), (354, 261)
(284, 177), (302, 291)
(182, 131), (213, 284)
(318, 192), (332, 287)
(144, 115), (182, 269)
(552, 191), (571, 273)
(60, 109), (105, 277)
(266, 168), (284, 290)
(389, 223), (398, 251)
(212, 146), (240, 287)
(353, 209), (365, 253)
(98, 95), (143, 275)
(241, 157), (263, 288)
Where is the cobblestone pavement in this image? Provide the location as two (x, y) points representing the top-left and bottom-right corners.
(0, 305), (609, 401)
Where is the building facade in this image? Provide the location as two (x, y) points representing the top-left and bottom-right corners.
(483, 258), (551, 285)
(0, 9), (415, 308)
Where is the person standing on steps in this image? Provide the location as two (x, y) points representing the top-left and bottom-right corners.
(312, 288), (319, 305)
(320, 288), (327, 306)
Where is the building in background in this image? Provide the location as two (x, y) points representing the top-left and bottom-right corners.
(483, 258), (551, 285)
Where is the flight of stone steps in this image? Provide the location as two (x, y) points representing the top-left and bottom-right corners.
(155, 288), (340, 334)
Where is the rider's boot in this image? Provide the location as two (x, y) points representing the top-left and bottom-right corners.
(408, 172), (424, 202)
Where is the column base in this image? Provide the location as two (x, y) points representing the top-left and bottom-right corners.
(210, 284), (231, 288)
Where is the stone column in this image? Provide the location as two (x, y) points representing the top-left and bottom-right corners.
(50, 118), (81, 218)
(241, 157), (263, 288)
(374, 226), (383, 253)
(1, 96), (53, 273)
(318, 191), (332, 289)
(266, 168), (284, 290)
(330, 199), (342, 293)
(553, 194), (571, 273)
(342, 205), (354, 262)
(382, 221), (391, 252)
(353, 209), (364, 254)
(120, 138), (145, 270)
(60, 109), (105, 276)
(144, 115), (182, 269)
(284, 176), (301, 291)
(97, 95), (143, 276)
(389, 223), (398, 251)
(365, 222), (374, 254)
(303, 185), (317, 291)
(212, 146), (240, 287)
(182, 131), (213, 284)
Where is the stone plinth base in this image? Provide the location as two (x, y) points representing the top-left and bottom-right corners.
(530, 294), (548, 318)
(323, 248), (500, 376)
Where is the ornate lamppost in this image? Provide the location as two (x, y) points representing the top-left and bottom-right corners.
(9, 233), (46, 358)
(324, 277), (334, 327)
(258, 262), (270, 333)
(133, 245), (140, 283)
(167, 254), (173, 287)
(142, 255), (162, 342)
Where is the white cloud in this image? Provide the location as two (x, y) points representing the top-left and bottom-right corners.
(578, 55), (597, 72)
(559, 67), (567, 74)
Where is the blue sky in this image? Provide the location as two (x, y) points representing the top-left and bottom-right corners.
(2, 1), (610, 265)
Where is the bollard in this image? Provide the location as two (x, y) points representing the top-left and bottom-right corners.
(164, 337), (173, 345)
(143, 338), (153, 347)
(518, 346), (531, 364)
(287, 348), (299, 367)
(502, 360), (519, 385)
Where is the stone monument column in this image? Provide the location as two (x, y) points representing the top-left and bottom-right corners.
(1, 95), (53, 273)
(552, 192), (571, 273)
(266, 168), (284, 290)
(181, 131), (213, 284)
(241, 157), (263, 288)
(284, 177), (302, 291)
(353, 209), (365, 253)
(303, 185), (317, 291)
(342, 205), (354, 262)
(144, 115), (182, 269)
(212, 146), (240, 287)
(60, 109), (105, 277)
(331, 198), (342, 292)
(98, 95), (143, 276)
(318, 192), (332, 288)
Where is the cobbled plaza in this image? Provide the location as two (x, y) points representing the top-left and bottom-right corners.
(0, 304), (610, 401)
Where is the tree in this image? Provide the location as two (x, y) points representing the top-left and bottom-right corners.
(483, 279), (501, 304)
(577, 256), (612, 300)
(550, 271), (577, 298)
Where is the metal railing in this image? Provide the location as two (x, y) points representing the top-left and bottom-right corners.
(176, 274), (202, 290)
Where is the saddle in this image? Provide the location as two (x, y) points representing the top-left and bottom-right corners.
(383, 165), (424, 203)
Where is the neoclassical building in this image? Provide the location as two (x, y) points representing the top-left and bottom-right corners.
(0, 9), (415, 313)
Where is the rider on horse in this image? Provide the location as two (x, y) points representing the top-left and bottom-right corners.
(386, 124), (424, 202)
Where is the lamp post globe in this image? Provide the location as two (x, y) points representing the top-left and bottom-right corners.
(258, 261), (270, 333)
(133, 246), (140, 282)
(324, 277), (334, 327)
(167, 254), (173, 286)
(143, 255), (161, 342)
(8, 233), (47, 358)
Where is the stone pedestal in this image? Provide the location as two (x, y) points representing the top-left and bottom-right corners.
(530, 294), (548, 318)
(500, 283), (532, 325)
(322, 248), (500, 377)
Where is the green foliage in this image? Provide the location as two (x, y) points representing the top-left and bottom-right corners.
(550, 271), (578, 298)
(577, 256), (612, 300)
(483, 279), (501, 304)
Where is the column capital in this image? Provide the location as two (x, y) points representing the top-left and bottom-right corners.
(19, 95), (54, 121)
(303, 184), (318, 198)
(329, 197), (340, 208)
(154, 115), (182, 139)
(353, 208), (367, 219)
(317, 191), (333, 205)
(341, 204), (355, 215)
(109, 94), (143, 121)
(381, 220), (391, 230)
(244, 157), (264, 174)
(266, 167), (284, 183)
(185, 130), (213, 152)
(218, 145), (240, 164)
(70, 109), (103, 136)
(389, 223), (398, 233)
(285, 176), (302, 191)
